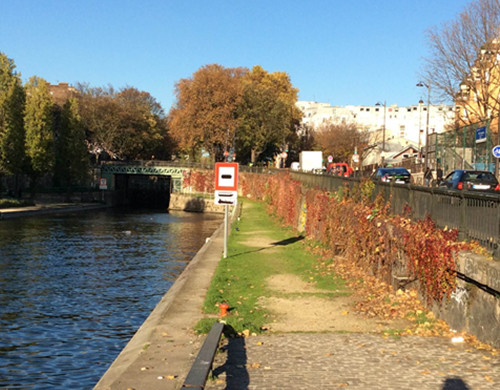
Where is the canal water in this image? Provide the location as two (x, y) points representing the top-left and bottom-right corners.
(0, 208), (223, 389)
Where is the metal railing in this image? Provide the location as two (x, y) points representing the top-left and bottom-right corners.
(290, 172), (500, 258)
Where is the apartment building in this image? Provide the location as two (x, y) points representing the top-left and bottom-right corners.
(297, 100), (456, 148)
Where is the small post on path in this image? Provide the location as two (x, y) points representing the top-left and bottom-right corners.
(224, 204), (228, 258)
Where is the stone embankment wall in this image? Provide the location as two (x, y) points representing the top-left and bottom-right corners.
(169, 193), (228, 213)
(431, 252), (500, 347)
(25, 191), (103, 203)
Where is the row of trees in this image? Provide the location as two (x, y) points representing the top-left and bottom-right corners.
(168, 64), (311, 164)
(0, 52), (170, 195)
(1, 52), (365, 197)
(0, 55), (87, 194)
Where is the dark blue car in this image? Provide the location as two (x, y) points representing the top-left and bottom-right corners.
(372, 167), (411, 184)
(439, 170), (500, 192)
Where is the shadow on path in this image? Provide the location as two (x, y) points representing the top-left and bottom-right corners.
(441, 377), (471, 390)
(229, 235), (304, 259)
(212, 326), (249, 390)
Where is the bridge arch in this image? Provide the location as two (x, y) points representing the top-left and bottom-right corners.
(100, 162), (188, 208)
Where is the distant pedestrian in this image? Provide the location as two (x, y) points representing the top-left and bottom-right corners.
(424, 167), (433, 186)
(436, 165), (443, 186)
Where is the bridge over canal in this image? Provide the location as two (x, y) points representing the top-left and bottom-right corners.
(100, 161), (208, 208)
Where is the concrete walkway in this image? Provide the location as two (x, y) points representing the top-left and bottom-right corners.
(0, 202), (107, 219)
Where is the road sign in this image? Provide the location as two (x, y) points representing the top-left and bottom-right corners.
(476, 126), (487, 144)
(215, 190), (238, 205)
(215, 162), (238, 205)
(99, 178), (107, 190)
(215, 162), (238, 191)
(493, 145), (500, 158)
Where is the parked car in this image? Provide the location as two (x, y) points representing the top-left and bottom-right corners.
(372, 167), (412, 184)
(327, 162), (354, 177)
(439, 170), (500, 192)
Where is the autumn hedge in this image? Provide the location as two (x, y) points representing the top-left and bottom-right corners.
(237, 171), (475, 304)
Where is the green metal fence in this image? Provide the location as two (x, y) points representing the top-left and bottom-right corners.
(429, 119), (495, 174)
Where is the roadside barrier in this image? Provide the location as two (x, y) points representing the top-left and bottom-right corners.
(182, 321), (225, 389)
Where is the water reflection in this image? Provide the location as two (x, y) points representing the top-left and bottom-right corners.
(0, 208), (222, 389)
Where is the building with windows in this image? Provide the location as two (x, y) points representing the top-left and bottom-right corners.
(297, 100), (455, 148)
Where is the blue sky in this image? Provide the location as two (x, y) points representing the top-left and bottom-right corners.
(0, 0), (472, 112)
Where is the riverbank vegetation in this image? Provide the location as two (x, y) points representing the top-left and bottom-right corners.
(195, 199), (348, 334)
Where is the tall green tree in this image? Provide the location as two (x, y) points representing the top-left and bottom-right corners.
(24, 76), (55, 191)
(235, 66), (301, 164)
(0, 52), (26, 180)
(54, 97), (89, 191)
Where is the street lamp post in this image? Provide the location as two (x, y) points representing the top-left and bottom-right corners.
(417, 82), (431, 169)
(376, 101), (387, 166)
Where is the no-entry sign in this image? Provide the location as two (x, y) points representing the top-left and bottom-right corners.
(215, 162), (238, 191)
(214, 162), (238, 205)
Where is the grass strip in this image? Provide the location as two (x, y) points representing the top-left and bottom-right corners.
(195, 199), (348, 334)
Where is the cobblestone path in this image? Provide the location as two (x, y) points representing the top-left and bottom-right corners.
(205, 333), (499, 390)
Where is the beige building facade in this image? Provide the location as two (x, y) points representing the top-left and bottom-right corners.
(297, 100), (456, 149)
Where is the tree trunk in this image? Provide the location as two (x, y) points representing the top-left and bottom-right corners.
(251, 147), (260, 164)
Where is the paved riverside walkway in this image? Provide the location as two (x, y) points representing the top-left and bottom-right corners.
(0, 201), (107, 219)
(205, 333), (500, 390)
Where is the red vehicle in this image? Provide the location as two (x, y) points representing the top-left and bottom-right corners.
(327, 162), (353, 177)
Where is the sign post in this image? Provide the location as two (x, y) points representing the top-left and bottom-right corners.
(214, 162), (239, 258)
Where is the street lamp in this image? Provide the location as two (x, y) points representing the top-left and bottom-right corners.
(375, 101), (386, 165)
(417, 82), (431, 169)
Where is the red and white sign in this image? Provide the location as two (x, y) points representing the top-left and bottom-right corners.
(215, 163), (239, 205)
(215, 162), (238, 191)
(99, 177), (108, 190)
